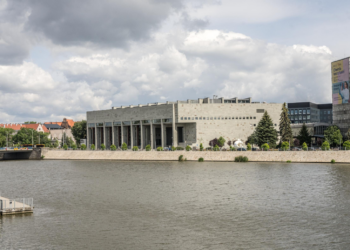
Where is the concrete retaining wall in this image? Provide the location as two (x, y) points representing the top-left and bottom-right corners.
(41, 149), (350, 163)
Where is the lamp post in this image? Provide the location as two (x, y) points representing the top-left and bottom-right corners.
(6, 131), (8, 148)
(31, 130), (33, 147)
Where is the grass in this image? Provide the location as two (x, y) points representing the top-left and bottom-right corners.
(234, 156), (248, 162)
(286, 160), (291, 163)
(198, 157), (204, 162)
(331, 159), (336, 163)
(178, 155), (184, 161)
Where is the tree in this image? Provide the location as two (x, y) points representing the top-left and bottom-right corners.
(302, 142), (308, 151)
(346, 129), (350, 141)
(247, 129), (258, 145)
(0, 128), (14, 147)
(24, 121), (37, 124)
(91, 144), (95, 150)
(121, 142), (127, 150)
(200, 143), (203, 151)
(297, 123), (311, 146)
(71, 120), (87, 145)
(262, 143), (270, 150)
(324, 125), (343, 147)
(281, 141), (289, 150)
(12, 128), (51, 146)
(247, 143), (252, 150)
(101, 143), (106, 150)
(256, 111), (278, 148)
(217, 136), (226, 147)
(343, 141), (350, 150)
(53, 139), (59, 148)
(321, 141), (330, 150)
(110, 144), (117, 151)
(279, 103), (293, 145)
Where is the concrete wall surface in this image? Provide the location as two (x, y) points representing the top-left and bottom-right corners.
(42, 149), (350, 163)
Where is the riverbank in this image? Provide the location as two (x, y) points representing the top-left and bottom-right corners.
(41, 148), (350, 163)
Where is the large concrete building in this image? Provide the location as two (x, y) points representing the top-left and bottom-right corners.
(86, 97), (282, 149)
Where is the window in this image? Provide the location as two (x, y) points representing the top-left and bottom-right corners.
(199, 117), (202, 120)
(192, 117), (194, 120)
(132, 121), (140, 125)
(246, 117), (249, 119)
(203, 117), (206, 120)
(257, 109), (264, 113)
(184, 117), (187, 120)
(328, 110), (331, 114)
(178, 127), (184, 143)
(307, 109), (310, 114)
(195, 117), (198, 120)
(214, 117), (217, 120)
(163, 118), (172, 123)
(188, 117), (190, 120)
(299, 116), (302, 120)
(97, 123), (103, 127)
(250, 117), (252, 119)
(243, 117), (245, 119)
(236, 117), (238, 119)
(254, 124), (256, 126)
(225, 117), (227, 120)
(307, 115), (310, 119)
(153, 119), (161, 124)
(303, 110), (306, 114)
(181, 117), (183, 120)
(113, 122), (121, 126)
(291, 110), (294, 115)
(254, 117), (256, 119)
(88, 123), (95, 127)
(210, 117), (213, 120)
(299, 110), (302, 114)
(239, 117), (241, 119)
(143, 120), (150, 124)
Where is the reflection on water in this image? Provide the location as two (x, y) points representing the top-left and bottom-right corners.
(0, 160), (350, 249)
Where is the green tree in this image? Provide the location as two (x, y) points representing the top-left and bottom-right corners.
(132, 146), (139, 151)
(321, 141), (330, 150)
(121, 142), (128, 150)
(256, 111), (278, 148)
(110, 144), (117, 151)
(101, 143), (106, 150)
(0, 128), (14, 147)
(24, 121), (37, 124)
(247, 143), (252, 150)
(72, 143), (77, 150)
(279, 103), (293, 145)
(91, 144), (95, 150)
(145, 144), (151, 151)
(302, 142), (308, 151)
(63, 143), (68, 150)
(12, 128), (51, 146)
(200, 143), (203, 151)
(71, 120), (87, 145)
(80, 144), (87, 150)
(297, 123), (311, 146)
(247, 129), (258, 145)
(261, 143), (270, 150)
(343, 140), (350, 150)
(281, 141), (289, 151)
(324, 125), (343, 147)
(217, 136), (226, 147)
(186, 145), (192, 151)
(53, 139), (59, 148)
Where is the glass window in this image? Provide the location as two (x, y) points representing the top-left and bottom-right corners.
(203, 117), (206, 120)
(97, 123), (103, 127)
(142, 120), (150, 124)
(184, 117), (187, 120)
(178, 127), (184, 143)
(153, 119), (161, 124)
(328, 110), (330, 114)
(307, 109), (310, 114)
(239, 117), (241, 119)
(105, 122), (112, 126)
(307, 115), (310, 119)
(299, 110), (302, 114)
(303, 110), (306, 114)
(192, 117), (194, 120)
(88, 123), (95, 127)
(210, 117), (213, 120)
(214, 117), (217, 120)
(299, 116), (302, 120)
(132, 121), (140, 125)
(195, 117), (198, 120)
(247, 117), (249, 119)
(243, 117), (245, 119)
(199, 117), (202, 120)
(181, 117), (183, 120)
(291, 110), (294, 115)
(163, 118), (172, 123)
(254, 117), (256, 119)
(188, 117), (190, 120)
(122, 121), (130, 125)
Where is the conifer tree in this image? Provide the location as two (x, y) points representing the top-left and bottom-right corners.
(256, 111), (278, 148)
(297, 123), (311, 146)
(279, 103), (292, 144)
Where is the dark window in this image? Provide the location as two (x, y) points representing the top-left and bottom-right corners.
(257, 109), (264, 113)
(178, 127), (184, 143)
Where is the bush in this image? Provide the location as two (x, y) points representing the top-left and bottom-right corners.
(234, 156), (249, 162)
(171, 146), (176, 151)
(176, 147), (184, 150)
(80, 144), (87, 150)
(186, 145), (192, 151)
(198, 157), (204, 162)
(121, 142), (128, 151)
(101, 143), (106, 150)
(261, 143), (269, 151)
(178, 155), (184, 161)
(41, 155), (45, 159)
(213, 145), (220, 151)
(281, 141), (289, 151)
(72, 144), (77, 150)
(206, 147), (212, 151)
(302, 142), (307, 151)
(132, 146), (139, 151)
(331, 159), (336, 163)
(218, 136), (226, 147)
(230, 146), (236, 151)
(63, 143), (68, 150)
(157, 147), (163, 151)
(343, 140), (350, 150)
(145, 144), (151, 151)
(321, 141), (330, 150)
(200, 143), (203, 151)
(247, 143), (251, 151)
(91, 144), (95, 150)
(286, 160), (291, 163)
(110, 144), (117, 151)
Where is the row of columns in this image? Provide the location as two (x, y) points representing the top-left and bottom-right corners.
(87, 120), (178, 150)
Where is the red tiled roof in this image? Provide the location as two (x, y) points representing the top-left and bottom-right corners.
(0, 123), (23, 130)
(42, 125), (49, 132)
(44, 122), (62, 126)
(66, 119), (75, 128)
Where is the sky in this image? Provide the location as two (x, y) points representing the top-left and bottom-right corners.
(0, 0), (349, 122)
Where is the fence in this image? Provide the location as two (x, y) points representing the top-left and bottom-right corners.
(0, 198), (34, 212)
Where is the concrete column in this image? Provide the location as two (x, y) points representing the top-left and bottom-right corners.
(112, 124), (115, 147)
(94, 124), (97, 149)
(103, 123), (106, 148)
(86, 123), (89, 148)
(121, 123), (124, 147)
(161, 119), (164, 148)
(150, 122), (154, 149)
(140, 121), (143, 150)
(130, 121), (133, 149)
(172, 104), (177, 147)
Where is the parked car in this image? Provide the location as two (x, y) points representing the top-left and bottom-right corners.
(252, 148), (258, 151)
(237, 148), (247, 151)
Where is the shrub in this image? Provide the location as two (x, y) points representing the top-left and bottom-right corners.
(286, 160), (291, 163)
(178, 155), (184, 161)
(321, 141), (330, 150)
(218, 136), (226, 147)
(247, 143), (252, 151)
(101, 143), (106, 150)
(63, 143), (68, 150)
(91, 144), (95, 150)
(80, 144), (87, 150)
(186, 145), (192, 151)
(261, 143), (269, 151)
(343, 140), (350, 150)
(213, 145), (220, 151)
(198, 157), (204, 162)
(331, 159), (336, 163)
(176, 147), (184, 150)
(281, 141), (289, 151)
(145, 144), (151, 151)
(200, 143), (203, 151)
(230, 146), (236, 151)
(121, 142), (128, 151)
(110, 144), (117, 151)
(72, 144), (77, 150)
(206, 147), (212, 151)
(157, 147), (163, 151)
(171, 146), (176, 151)
(41, 155), (45, 159)
(132, 146), (139, 151)
(234, 156), (249, 162)
(302, 142), (307, 151)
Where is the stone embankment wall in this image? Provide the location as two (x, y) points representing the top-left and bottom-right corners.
(41, 148), (350, 163)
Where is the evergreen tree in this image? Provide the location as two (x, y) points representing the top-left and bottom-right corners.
(297, 123), (311, 146)
(324, 125), (343, 147)
(279, 103), (293, 144)
(256, 111), (278, 148)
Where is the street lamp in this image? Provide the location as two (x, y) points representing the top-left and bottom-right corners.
(31, 130), (33, 147)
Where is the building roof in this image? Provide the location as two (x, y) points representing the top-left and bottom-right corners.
(0, 123), (23, 130)
(66, 119), (75, 127)
(44, 122), (62, 126)
(43, 124), (62, 130)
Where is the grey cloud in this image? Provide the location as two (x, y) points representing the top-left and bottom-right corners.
(12, 0), (184, 48)
(180, 12), (209, 30)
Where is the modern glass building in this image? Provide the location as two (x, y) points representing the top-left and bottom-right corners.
(287, 102), (332, 124)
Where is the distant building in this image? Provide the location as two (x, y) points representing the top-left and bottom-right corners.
(287, 102), (332, 124)
(44, 118), (75, 129)
(0, 123), (49, 133)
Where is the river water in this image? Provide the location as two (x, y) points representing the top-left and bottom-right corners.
(0, 160), (350, 249)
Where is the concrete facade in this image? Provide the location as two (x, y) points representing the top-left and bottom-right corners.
(86, 98), (282, 149)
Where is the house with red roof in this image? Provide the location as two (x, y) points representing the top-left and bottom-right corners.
(0, 123), (49, 132)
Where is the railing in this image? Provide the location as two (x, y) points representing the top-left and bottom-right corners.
(0, 198), (33, 212)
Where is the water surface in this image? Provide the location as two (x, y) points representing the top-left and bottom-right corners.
(0, 160), (350, 249)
